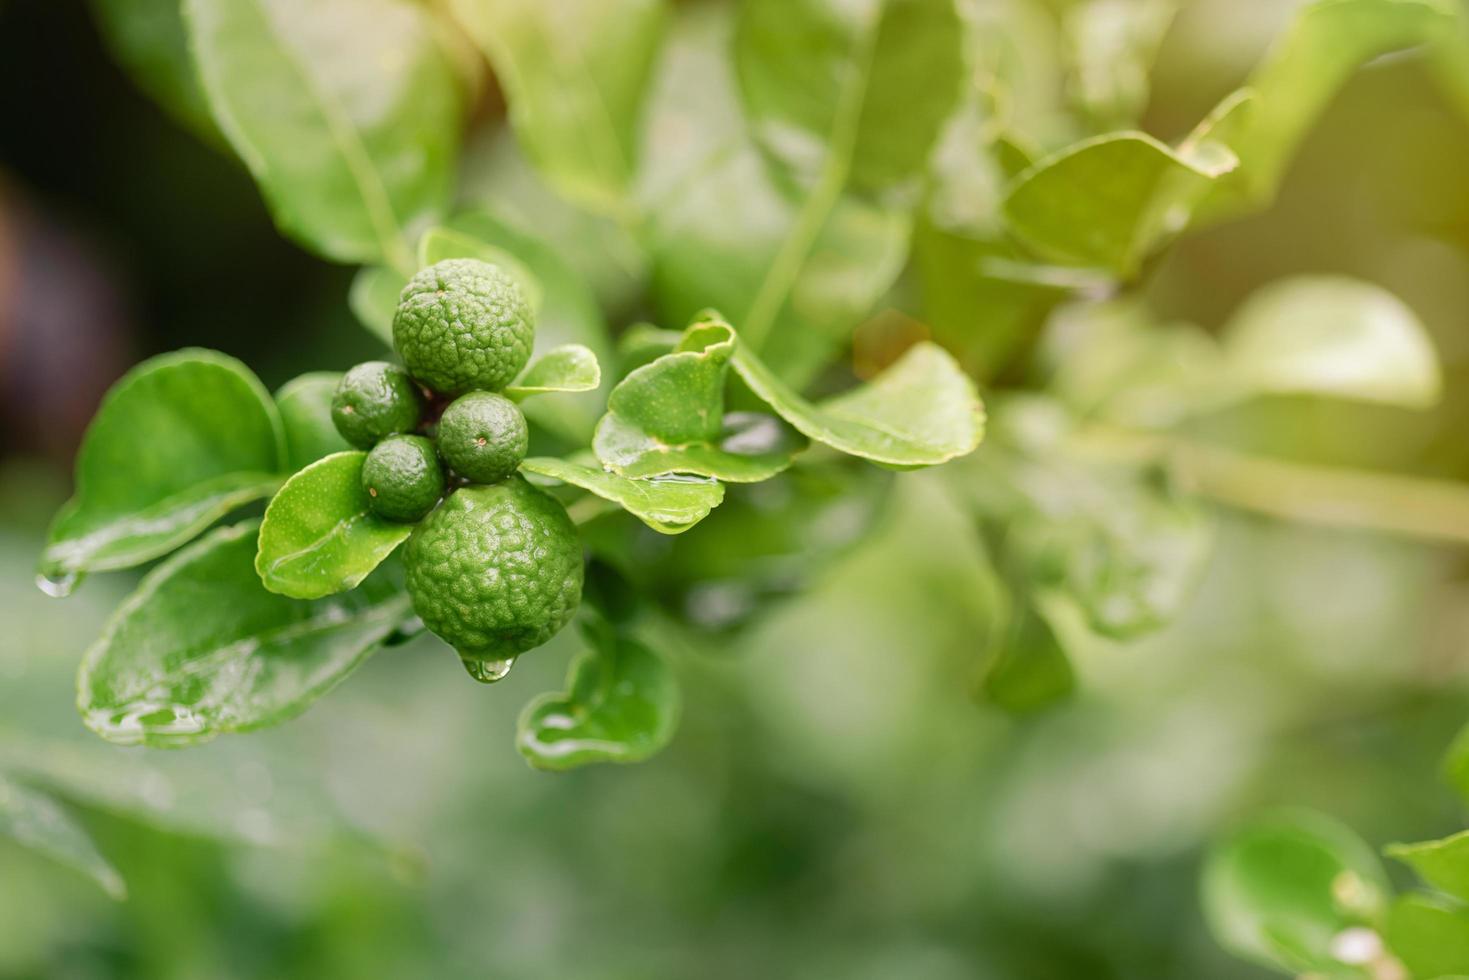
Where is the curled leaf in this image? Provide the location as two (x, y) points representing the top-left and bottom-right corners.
(594, 318), (804, 481)
(733, 334), (985, 468)
(507, 344), (602, 399)
(520, 456), (724, 534)
(517, 623), (679, 771)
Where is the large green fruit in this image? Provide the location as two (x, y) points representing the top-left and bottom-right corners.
(403, 477), (582, 670)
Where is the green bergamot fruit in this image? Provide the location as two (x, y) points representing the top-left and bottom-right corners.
(331, 361), (424, 449)
(361, 434), (444, 522)
(437, 391), (528, 484)
(393, 258), (534, 395)
(403, 477), (583, 669)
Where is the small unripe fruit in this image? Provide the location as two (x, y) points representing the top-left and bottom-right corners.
(437, 391), (528, 484)
(331, 361), (424, 449)
(361, 434), (444, 522)
(393, 258), (534, 395)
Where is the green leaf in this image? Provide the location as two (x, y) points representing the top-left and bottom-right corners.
(1222, 276), (1442, 409)
(348, 266), (403, 345)
(256, 452), (413, 600)
(978, 593), (1075, 714)
(734, 0), (965, 194)
(733, 335), (986, 468)
(593, 318), (804, 482)
(79, 521), (411, 747)
(1387, 893), (1469, 979)
(0, 775), (125, 900)
(89, 0), (221, 143)
(1001, 131), (1238, 277)
(1202, 810), (1392, 976)
(275, 372), (351, 471)
(1388, 830), (1469, 904)
(447, 0), (667, 213)
(640, 4), (909, 383)
(517, 623), (679, 770)
(520, 457), (724, 534)
(506, 345), (602, 400)
(185, 0), (462, 269)
(41, 349), (286, 581)
(1199, 0), (1459, 220)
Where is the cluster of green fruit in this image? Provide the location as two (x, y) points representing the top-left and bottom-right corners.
(332, 258), (583, 676)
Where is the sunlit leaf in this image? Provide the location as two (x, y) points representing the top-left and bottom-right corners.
(593, 318), (804, 482)
(185, 0), (462, 268)
(256, 452), (413, 600)
(1388, 830), (1469, 904)
(1387, 893), (1469, 978)
(517, 622), (679, 771)
(275, 372), (351, 471)
(506, 345), (602, 400)
(733, 335), (986, 468)
(79, 521), (411, 747)
(1202, 809), (1392, 975)
(1001, 131), (1237, 277)
(0, 776), (125, 900)
(41, 349), (286, 581)
(447, 0), (667, 213)
(1445, 721), (1469, 807)
(1222, 275), (1442, 409)
(520, 457), (724, 534)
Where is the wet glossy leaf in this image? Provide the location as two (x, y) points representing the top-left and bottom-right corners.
(1387, 893), (1469, 978)
(594, 318), (804, 482)
(520, 457), (724, 534)
(506, 346), (602, 400)
(517, 623), (679, 771)
(41, 349), (286, 581)
(0, 776), (125, 900)
(642, 3), (910, 384)
(978, 594), (1075, 714)
(90, 0), (220, 143)
(448, 0), (666, 213)
(1001, 132), (1238, 277)
(80, 521), (411, 747)
(734, 0), (965, 193)
(275, 372), (351, 471)
(1202, 810), (1391, 975)
(185, 0), (461, 268)
(1222, 276), (1442, 409)
(734, 337), (986, 468)
(1388, 831), (1469, 903)
(1199, 0), (1458, 220)
(256, 452), (413, 600)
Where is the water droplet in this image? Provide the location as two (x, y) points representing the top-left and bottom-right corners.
(461, 655), (515, 684)
(35, 570), (82, 598)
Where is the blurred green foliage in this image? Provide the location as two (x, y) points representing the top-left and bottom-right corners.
(4, 0), (1469, 976)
